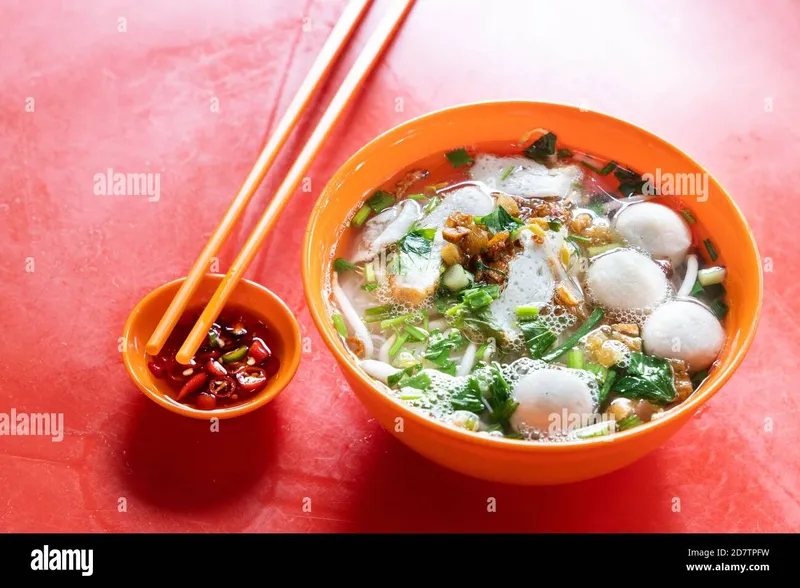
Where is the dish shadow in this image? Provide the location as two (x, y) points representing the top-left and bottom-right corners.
(119, 394), (281, 514)
(347, 430), (671, 533)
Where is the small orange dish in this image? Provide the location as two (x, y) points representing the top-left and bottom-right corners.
(123, 274), (301, 420)
(302, 100), (763, 485)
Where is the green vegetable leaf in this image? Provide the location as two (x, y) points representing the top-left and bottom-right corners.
(366, 190), (396, 212)
(333, 257), (358, 272)
(474, 205), (523, 235)
(387, 364), (422, 387)
(480, 363), (518, 424)
(613, 352), (676, 405)
(446, 148), (474, 168)
(396, 228), (436, 275)
(518, 318), (556, 359)
(523, 132), (557, 162)
(399, 371), (431, 390)
(450, 378), (484, 413)
(423, 329), (467, 368)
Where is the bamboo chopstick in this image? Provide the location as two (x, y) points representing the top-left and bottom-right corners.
(145, 0), (373, 356)
(175, 0), (415, 365)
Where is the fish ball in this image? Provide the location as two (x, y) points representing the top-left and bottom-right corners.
(510, 368), (596, 434)
(614, 202), (692, 265)
(586, 249), (669, 311)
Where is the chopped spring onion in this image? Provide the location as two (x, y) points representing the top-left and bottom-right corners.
(404, 324), (429, 342)
(515, 306), (540, 320)
(399, 390), (425, 401)
(389, 330), (409, 357)
(364, 261), (376, 283)
(424, 195), (441, 214)
(523, 132), (557, 161)
(567, 234), (592, 244)
(585, 362), (608, 384)
(566, 348), (584, 370)
(208, 329), (221, 348)
(361, 283), (378, 292)
(380, 310), (423, 330)
(556, 148), (573, 159)
(710, 299), (729, 319)
(334, 257), (358, 272)
(500, 165), (515, 181)
(617, 413), (643, 431)
(681, 209), (697, 225)
(582, 160), (617, 176)
(351, 205), (371, 227)
(598, 368), (617, 406)
(442, 264), (472, 292)
(690, 280), (704, 296)
(422, 309), (429, 332)
(586, 242), (621, 257)
(703, 238), (718, 262)
(697, 266), (727, 286)
(446, 148), (473, 168)
(540, 307), (605, 362)
(407, 193), (425, 200)
(332, 314), (348, 337)
(366, 190), (396, 212)
(364, 304), (394, 323)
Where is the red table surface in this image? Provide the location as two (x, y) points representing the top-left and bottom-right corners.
(1, 0), (798, 533)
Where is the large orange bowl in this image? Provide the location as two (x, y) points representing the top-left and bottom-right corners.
(302, 100), (762, 485)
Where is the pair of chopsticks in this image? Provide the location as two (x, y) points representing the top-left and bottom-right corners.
(145, 0), (415, 365)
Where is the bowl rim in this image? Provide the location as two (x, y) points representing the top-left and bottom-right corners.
(122, 274), (302, 420)
(302, 99), (763, 452)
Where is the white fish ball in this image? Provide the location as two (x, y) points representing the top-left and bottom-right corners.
(614, 202), (692, 265)
(586, 249), (669, 311)
(510, 368), (595, 434)
(641, 299), (725, 372)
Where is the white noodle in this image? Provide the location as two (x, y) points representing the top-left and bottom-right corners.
(332, 273), (374, 357)
(677, 254), (698, 297)
(482, 337), (496, 362)
(379, 333), (396, 364)
(359, 359), (400, 384)
(457, 342), (478, 377)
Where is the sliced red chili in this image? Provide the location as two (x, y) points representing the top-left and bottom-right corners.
(248, 338), (271, 363)
(168, 363), (195, 384)
(208, 376), (237, 398)
(235, 367), (268, 392)
(206, 359), (227, 377)
(195, 349), (222, 362)
(177, 372), (208, 401)
(196, 393), (217, 411)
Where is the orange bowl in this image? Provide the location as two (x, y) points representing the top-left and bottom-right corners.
(302, 100), (762, 485)
(123, 274), (301, 420)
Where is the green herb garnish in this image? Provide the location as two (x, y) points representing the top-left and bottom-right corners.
(556, 148), (573, 159)
(710, 299), (728, 319)
(333, 257), (357, 272)
(332, 314), (347, 337)
(500, 165), (515, 181)
(613, 352), (677, 405)
(582, 160), (617, 176)
(366, 190), (396, 212)
(407, 193), (425, 200)
(567, 234), (592, 244)
(540, 308), (605, 362)
(681, 209), (697, 225)
(518, 318), (557, 359)
(548, 219), (562, 231)
(474, 205), (524, 235)
(446, 148), (474, 168)
(617, 413), (643, 431)
(598, 368), (617, 406)
(523, 132), (557, 162)
(364, 304), (394, 323)
(351, 205), (371, 227)
(450, 378), (484, 413)
(704, 238), (718, 262)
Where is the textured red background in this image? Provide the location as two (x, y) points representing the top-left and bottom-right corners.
(1, 0), (798, 532)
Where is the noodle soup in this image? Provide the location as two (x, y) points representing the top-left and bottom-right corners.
(325, 131), (728, 441)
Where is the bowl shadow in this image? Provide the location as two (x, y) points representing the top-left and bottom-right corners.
(119, 394), (280, 514)
(347, 430), (671, 533)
